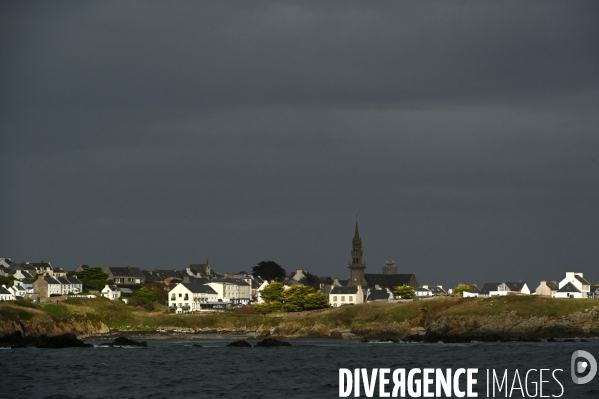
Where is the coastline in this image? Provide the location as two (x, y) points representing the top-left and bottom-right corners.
(3, 296), (599, 343)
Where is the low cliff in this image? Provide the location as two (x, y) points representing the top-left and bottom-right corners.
(0, 304), (109, 338)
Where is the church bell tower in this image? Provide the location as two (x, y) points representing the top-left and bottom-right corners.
(348, 221), (367, 286)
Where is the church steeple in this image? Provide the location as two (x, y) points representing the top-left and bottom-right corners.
(348, 220), (367, 286)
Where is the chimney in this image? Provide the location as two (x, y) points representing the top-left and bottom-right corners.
(423, 284), (428, 289)
(375, 284), (380, 290)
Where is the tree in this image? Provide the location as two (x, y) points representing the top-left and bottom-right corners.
(134, 287), (161, 302)
(393, 284), (415, 299)
(75, 267), (109, 291)
(453, 284), (471, 296)
(259, 282), (285, 303)
(254, 283), (329, 314)
(252, 261), (286, 282)
(300, 272), (321, 290)
(0, 275), (15, 288)
(76, 267), (109, 282)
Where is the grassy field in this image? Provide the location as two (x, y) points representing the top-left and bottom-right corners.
(2, 295), (598, 334)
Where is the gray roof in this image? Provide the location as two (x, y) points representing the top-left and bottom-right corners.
(546, 281), (559, 290)
(468, 285), (481, 293)
(429, 286), (447, 295)
(364, 274), (417, 288)
(211, 278), (250, 286)
(44, 277), (61, 285)
(0, 287), (11, 295)
(57, 277), (71, 284)
(181, 283), (218, 294)
(107, 266), (144, 277)
(415, 287), (431, 292)
(154, 269), (184, 279)
(185, 276), (210, 285)
(331, 286), (358, 295)
(479, 283), (501, 295)
(575, 275), (591, 285)
(105, 285), (119, 291)
(502, 282), (527, 291)
(558, 282), (581, 293)
(366, 289), (392, 301)
(120, 288), (133, 294)
(67, 276), (82, 284)
(142, 270), (163, 282)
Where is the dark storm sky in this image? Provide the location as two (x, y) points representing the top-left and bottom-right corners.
(1, 1), (598, 288)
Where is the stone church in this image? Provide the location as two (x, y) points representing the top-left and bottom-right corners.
(347, 222), (419, 289)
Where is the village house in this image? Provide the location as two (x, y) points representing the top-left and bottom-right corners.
(366, 288), (394, 302)
(415, 286), (432, 297)
(8, 284), (27, 298)
(186, 261), (212, 278)
(105, 266), (145, 285)
(291, 269), (309, 282)
(52, 268), (67, 277)
(168, 283), (219, 313)
(0, 285), (14, 301)
(535, 280), (559, 297)
(0, 258), (13, 268)
(555, 272), (591, 298)
(329, 286), (364, 307)
(207, 278), (251, 305)
(33, 277), (63, 297)
(479, 282), (530, 297)
(30, 262), (53, 275)
(102, 285), (121, 300)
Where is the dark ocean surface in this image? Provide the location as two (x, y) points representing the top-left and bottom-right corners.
(1, 338), (598, 398)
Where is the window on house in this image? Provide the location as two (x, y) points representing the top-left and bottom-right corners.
(349, 296), (353, 301)
(179, 293), (182, 297)
(333, 296), (337, 301)
(184, 294), (189, 300)
(341, 296), (345, 301)
(171, 294), (176, 300)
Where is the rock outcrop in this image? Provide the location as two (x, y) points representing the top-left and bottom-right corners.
(0, 331), (92, 348)
(254, 338), (292, 347)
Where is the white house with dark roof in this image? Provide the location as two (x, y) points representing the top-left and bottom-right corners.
(329, 286), (364, 307)
(168, 283), (219, 313)
(479, 282), (530, 297)
(207, 278), (251, 305)
(0, 285), (14, 301)
(33, 277), (63, 297)
(105, 266), (145, 285)
(101, 285), (121, 300)
(415, 286), (432, 297)
(8, 284), (27, 298)
(366, 288), (393, 302)
(556, 272), (591, 298)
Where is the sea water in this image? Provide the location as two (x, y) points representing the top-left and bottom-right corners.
(1, 339), (598, 398)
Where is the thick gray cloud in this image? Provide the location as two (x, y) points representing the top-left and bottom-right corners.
(1, 1), (598, 288)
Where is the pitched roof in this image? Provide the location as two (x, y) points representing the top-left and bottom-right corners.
(57, 277), (71, 284)
(185, 276), (210, 285)
(330, 286), (358, 295)
(181, 283), (218, 294)
(211, 278), (250, 286)
(366, 289), (392, 301)
(415, 287), (431, 292)
(429, 286), (447, 295)
(575, 275), (591, 285)
(364, 274), (416, 287)
(479, 283), (501, 295)
(154, 269), (184, 279)
(558, 282), (581, 293)
(546, 281), (559, 290)
(142, 270), (163, 282)
(67, 276), (82, 284)
(44, 277), (61, 285)
(502, 282), (527, 291)
(0, 286), (11, 295)
(120, 288), (133, 294)
(107, 266), (144, 277)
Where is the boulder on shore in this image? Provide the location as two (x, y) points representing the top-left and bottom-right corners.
(100, 336), (148, 347)
(254, 338), (292, 347)
(0, 332), (92, 349)
(226, 340), (252, 347)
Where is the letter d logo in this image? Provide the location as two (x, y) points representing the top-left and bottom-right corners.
(571, 350), (597, 384)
